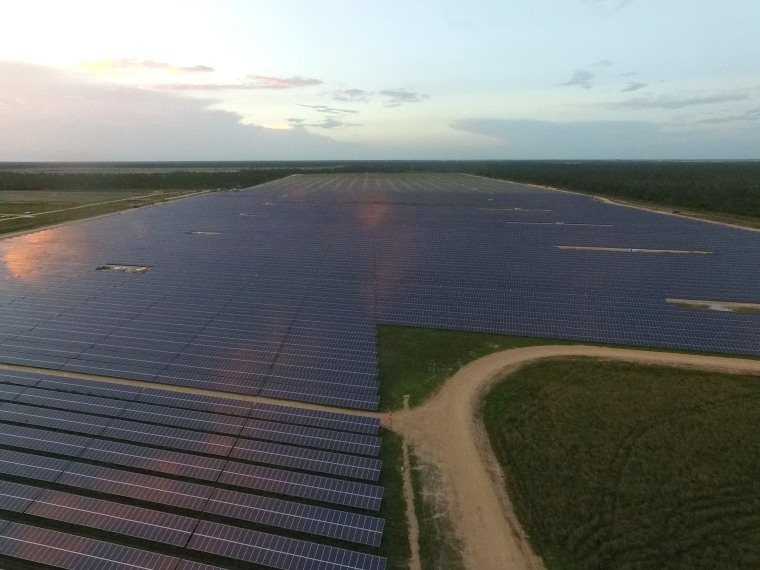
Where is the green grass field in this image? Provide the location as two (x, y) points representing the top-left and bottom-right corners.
(480, 358), (760, 570)
(376, 429), (413, 569)
(376, 325), (575, 410)
(0, 190), (205, 235)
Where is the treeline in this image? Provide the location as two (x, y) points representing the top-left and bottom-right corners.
(0, 169), (299, 191)
(2, 161), (759, 219)
(460, 161), (760, 219)
(341, 160), (760, 219)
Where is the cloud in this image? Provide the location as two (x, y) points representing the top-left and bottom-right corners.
(298, 104), (359, 115)
(451, 117), (760, 159)
(560, 69), (596, 89)
(696, 108), (760, 125)
(159, 83), (248, 91)
(161, 74), (324, 92)
(379, 88), (430, 107)
(332, 89), (372, 103)
(289, 105), (362, 130)
(82, 58), (214, 74)
(614, 93), (750, 110)
(296, 116), (362, 130)
(621, 81), (648, 92)
(0, 60), (357, 160)
(247, 75), (322, 89)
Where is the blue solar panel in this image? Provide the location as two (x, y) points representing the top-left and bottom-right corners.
(218, 461), (383, 510)
(240, 418), (381, 456)
(26, 489), (198, 547)
(0, 480), (44, 512)
(80, 440), (226, 481)
(188, 520), (387, 570)
(248, 403), (380, 435)
(0, 449), (70, 482)
(0, 401), (112, 435)
(204, 487), (384, 545)
(0, 423), (90, 456)
(230, 439), (382, 481)
(56, 462), (215, 512)
(99, 419), (237, 456)
(0, 522), (180, 569)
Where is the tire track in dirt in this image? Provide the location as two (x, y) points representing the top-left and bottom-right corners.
(388, 345), (760, 570)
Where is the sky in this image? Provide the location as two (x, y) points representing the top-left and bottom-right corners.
(1, 0), (759, 160)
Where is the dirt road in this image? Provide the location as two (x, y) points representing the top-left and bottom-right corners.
(389, 345), (760, 570)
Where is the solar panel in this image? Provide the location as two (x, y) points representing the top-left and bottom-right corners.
(241, 418), (381, 456)
(258, 384), (380, 411)
(218, 461), (383, 510)
(0, 384), (23, 402)
(26, 489), (198, 547)
(136, 389), (252, 417)
(204, 487), (385, 546)
(248, 403), (380, 435)
(56, 462), (215, 511)
(0, 522), (180, 570)
(80, 440), (226, 481)
(35, 376), (143, 401)
(0, 423), (91, 457)
(176, 562), (226, 570)
(119, 402), (246, 435)
(188, 520), (387, 570)
(230, 439), (382, 481)
(0, 369), (45, 388)
(0, 480), (45, 512)
(0, 449), (70, 482)
(15, 386), (128, 416)
(0, 401), (112, 435)
(99, 420), (237, 456)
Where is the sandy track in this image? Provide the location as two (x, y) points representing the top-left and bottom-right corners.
(389, 345), (760, 570)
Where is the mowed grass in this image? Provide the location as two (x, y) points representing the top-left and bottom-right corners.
(377, 429), (413, 569)
(376, 324), (760, 411)
(376, 324), (573, 410)
(0, 190), (204, 235)
(481, 358), (760, 570)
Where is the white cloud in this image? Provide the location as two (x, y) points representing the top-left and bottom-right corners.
(0, 61), (358, 160)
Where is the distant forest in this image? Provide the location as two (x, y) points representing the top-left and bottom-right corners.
(1, 160), (759, 220)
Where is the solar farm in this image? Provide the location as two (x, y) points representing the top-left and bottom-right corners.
(0, 172), (758, 569)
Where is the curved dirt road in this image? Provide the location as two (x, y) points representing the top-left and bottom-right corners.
(389, 345), (760, 570)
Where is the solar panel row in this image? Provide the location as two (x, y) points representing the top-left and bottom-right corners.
(0, 369), (380, 435)
(0, 436), (381, 512)
(0, 522), (179, 570)
(0, 408), (381, 485)
(0, 475), (386, 566)
(52, 463), (385, 545)
(188, 520), (386, 570)
(230, 440), (382, 481)
(26, 488), (198, 547)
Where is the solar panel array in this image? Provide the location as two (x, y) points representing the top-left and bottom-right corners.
(1, 172), (759, 567)
(0, 369), (385, 569)
(0, 174), (757, 414)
